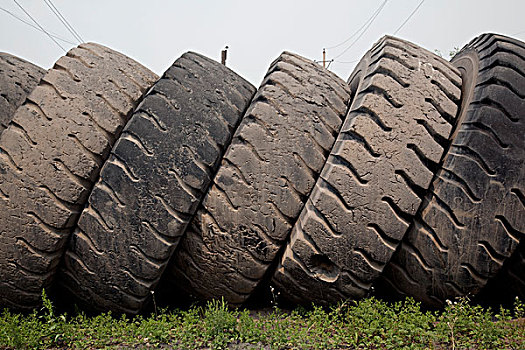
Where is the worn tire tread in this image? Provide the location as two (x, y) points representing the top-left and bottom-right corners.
(0, 53), (46, 135)
(0, 43), (157, 310)
(382, 33), (525, 306)
(169, 52), (351, 305)
(272, 36), (462, 305)
(60, 52), (255, 313)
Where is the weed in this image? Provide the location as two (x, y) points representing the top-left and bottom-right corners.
(0, 292), (523, 349)
(202, 298), (239, 349)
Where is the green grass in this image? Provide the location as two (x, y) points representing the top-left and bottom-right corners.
(0, 291), (523, 349)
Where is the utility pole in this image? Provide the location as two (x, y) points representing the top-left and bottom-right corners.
(221, 46), (228, 65)
(323, 48), (326, 68)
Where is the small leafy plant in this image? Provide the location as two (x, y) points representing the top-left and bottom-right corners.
(0, 290), (523, 349)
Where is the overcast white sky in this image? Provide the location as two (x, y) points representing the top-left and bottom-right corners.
(1, 0), (524, 86)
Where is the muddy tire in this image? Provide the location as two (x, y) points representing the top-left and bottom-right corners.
(271, 36), (462, 305)
(380, 33), (525, 307)
(168, 52), (351, 304)
(0, 43), (157, 310)
(0, 53), (46, 134)
(59, 52), (255, 313)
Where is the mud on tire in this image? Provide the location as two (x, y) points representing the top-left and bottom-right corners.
(271, 36), (462, 305)
(60, 52), (255, 314)
(168, 52), (351, 305)
(0, 43), (157, 310)
(380, 33), (525, 307)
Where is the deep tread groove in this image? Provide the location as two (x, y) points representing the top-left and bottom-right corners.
(329, 154), (369, 185)
(381, 196), (412, 225)
(307, 199), (343, 237)
(0, 53), (45, 134)
(360, 84), (403, 109)
(495, 215), (522, 242)
(439, 168), (482, 203)
(461, 263), (489, 284)
(477, 76), (525, 99)
(471, 98), (518, 123)
(367, 223), (399, 251)
(462, 121), (509, 149)
(318, 177), (354, 212)
(478, 241), (506, 265)
(415, 119), (449, 149)
(339, 130), (381, 158)
(394, 169), (426, 200)
(449, 144), (496, 175)
(431, 191), (466, 228)
(407, 143), (439, 174)
(353, 105), (393, 132)
(425, 97), (455, 125)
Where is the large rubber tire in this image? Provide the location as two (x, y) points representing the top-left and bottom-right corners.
(380, 33), (525, 307)
(59, 52), (255, 314)
(271, 36), (462, 305)
(0, 53), (46, 134)
(167, 52), (351, 305)
(0, 43), (157, 310)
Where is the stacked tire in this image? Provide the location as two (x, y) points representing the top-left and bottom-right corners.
(0, 44), (158, 310)
(60, 52), (256, 313)
(379, 34), (525, 306)
(0, 33), (523, 313)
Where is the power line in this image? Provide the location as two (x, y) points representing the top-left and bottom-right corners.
(332, 0), (388, 60)
(42, 0), (83, 43)
(42, 0), (79, 43)
(13, 0), (66, 51)
(0, 6), (76, 45)
(393, 0), (426, 35)
(326, 0), (388, 50)
(512, 29), (525, 36)
(332, 0), (427, 67)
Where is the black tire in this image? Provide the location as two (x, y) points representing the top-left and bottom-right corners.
(59, 52), (256, 314)
(477, 240), (525, 304)
(167, 52), (351, 305)
(0, 43), (157, 310)
(380, 33), (525, 307)
(0, 53), (46, 134)
(271, 36), (462, 305)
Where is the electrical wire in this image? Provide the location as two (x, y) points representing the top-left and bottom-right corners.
(0, 6), (76, 45)
(393, 0), (426, 35)
(332, 0), (426, 67)
(512, 29), (525, 36)
(326, 0), (388, 50)
(332, 0), (388, 60)
(42, 0), (83, 43)
(12, 0), (66, 51)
